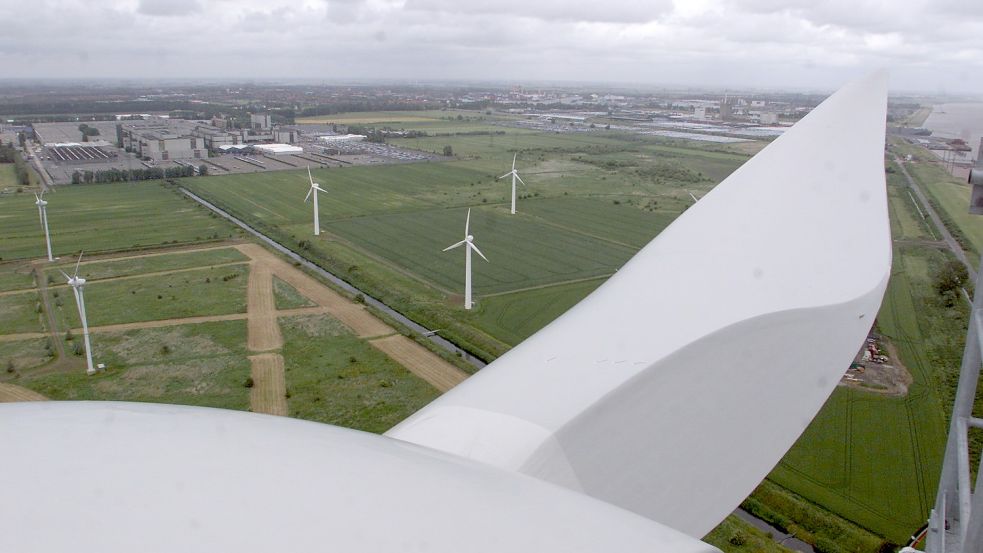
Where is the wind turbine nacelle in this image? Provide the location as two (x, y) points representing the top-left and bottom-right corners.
(969, 168), (983, 215)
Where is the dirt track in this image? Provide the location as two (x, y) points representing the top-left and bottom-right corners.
(368, 335), (468, 392)
(248, 353), (287, 416)
(235, 243), (469, 400)
(0, 241), (468, 409)
(236, 244), (391, 338)
(0, 383), (47, 402)
(246, 261), (283, 351)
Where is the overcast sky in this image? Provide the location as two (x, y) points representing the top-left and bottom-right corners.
(2, 0), (981, 93)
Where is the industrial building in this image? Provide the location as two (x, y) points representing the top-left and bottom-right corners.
(119, 121), (207, 162)
(250, 113), (272, 130)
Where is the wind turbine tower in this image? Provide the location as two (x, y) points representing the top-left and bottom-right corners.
(61, 254), (96, 375)
(35, 191), (53, 261)
(443, 209), (488, 310)
(498, 153), (525, 215)
(305, 166), (327, 236)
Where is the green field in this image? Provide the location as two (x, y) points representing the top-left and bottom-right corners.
(11, 320), (253, 411)
(273, 276), (315, 310)
(0, 291), (44, 335)
(474, 278), (604, 345)
(0, 262), (36, 292)
(0, 164), (18, 188)
(296, 109), (526, 134)
(43, 246), (249, 283)
(47, 264), (249, 330)
(0, 181), (237, 260)
(280, 313), (439, 433)
(0, 337), (52, 374)
(771, 245), (948, 541)
(182, 127), (743, 359)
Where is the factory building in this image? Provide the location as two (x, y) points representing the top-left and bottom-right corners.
(250, 113), (272, 131)
(192, 124), (242, 150)
(120, 122), (206, 162)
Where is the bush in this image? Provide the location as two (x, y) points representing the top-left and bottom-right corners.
(728, 531), (747, 546)
(244, 377), (254, 388)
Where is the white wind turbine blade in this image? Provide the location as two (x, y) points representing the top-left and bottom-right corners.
(313, 185), (328, 194)
(304, 186), (313, 202)
(688, 191), (699, 203)
(498, 172), (512, 180)
(34, 192), (41, 202)
(308, 165), (315, 186)
(442, 240), (467, 252)
(58, 269), (71, 282)
(465, 208), (471, 237)
(512, 153), (516, 171)
(388, 71), (892, 539)
(469, 242), (489, 262)
(515, 173), (526, 186)
(73, 252), (83, 278)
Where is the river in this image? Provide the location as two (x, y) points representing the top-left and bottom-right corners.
(922, 102), (983, 164)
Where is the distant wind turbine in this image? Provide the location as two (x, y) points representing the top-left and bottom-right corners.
(443, 208), (488, 310)
(688, 191), (700, 203)
(60, 253), (96, 375)
(35, 190), (53, 261)
(305, 166), (327, 236)
(498, 153), (525, 215)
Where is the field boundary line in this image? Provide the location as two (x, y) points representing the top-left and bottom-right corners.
(482, 273), (614, 298)
(33, 262), (248, 294)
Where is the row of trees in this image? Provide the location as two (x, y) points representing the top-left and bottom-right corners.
(0, 143), (32, 186)
(71, 164), (205, 184)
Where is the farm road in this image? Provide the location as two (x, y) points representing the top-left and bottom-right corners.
(0, 383), (47, 402)
(892, 153), (976, 280)
(236, 243), (468, 398)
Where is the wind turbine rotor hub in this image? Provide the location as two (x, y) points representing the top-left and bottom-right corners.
(467, 235), (474, 242)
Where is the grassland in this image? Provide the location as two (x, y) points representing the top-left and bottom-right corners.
(296, 109), (526, 135)
(0, 181), (237, 260)
(47, 264), (250, 330)
(273, 276), (315, 309)
(0, 164), (18, 188)
(43, 247), (249, 282)
(0, 291), (44, 335)
(0, 337), (52, 374)
(181, 127), (744, 359)
(280, 313), (440, 433)
(10, 320), (253, 411)
(704, 514), (794, 553)
(0, 263), (36, 292)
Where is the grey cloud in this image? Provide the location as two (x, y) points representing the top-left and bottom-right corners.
(405, 0), (674, 23)
(138, 0), (202, 17)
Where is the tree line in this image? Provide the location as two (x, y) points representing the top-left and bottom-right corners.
(71, 164), (206, 184)
(0, 143), (32, 186)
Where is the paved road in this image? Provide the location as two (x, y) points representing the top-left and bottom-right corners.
(733, 508), (811, 552)
(892, 152), (977, 280)
(181, 188), (486, 370)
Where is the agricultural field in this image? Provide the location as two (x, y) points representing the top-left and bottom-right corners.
(0, 243), (453, 435)
(765, 161), (967, 542)
(0, 164), (18, 188)
(183, 112), (963, 549)
(0, 181), (237, 260)
(296, 109), (526, 135)
(182, 124), (748, 359)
